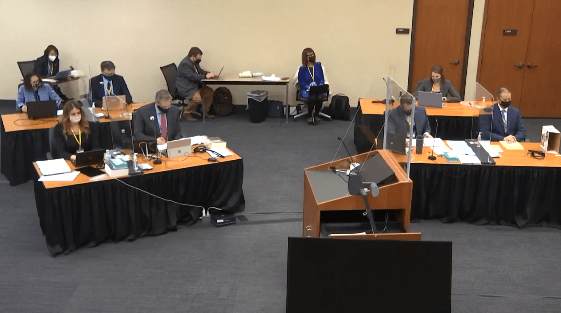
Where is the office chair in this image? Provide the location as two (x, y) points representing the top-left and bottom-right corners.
(160, 63), (191, 119)
(294, 84), (331, 122)
(17, 60), (36, 78)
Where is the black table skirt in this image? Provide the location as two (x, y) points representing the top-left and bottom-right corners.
(353, 103), (480, 154)
(1, 122), (116, 186)
(34, 159), (245, 257)
(410, 163), (561, 228)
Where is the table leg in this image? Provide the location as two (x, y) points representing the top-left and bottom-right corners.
(286, 83), (289, 123)
(202, 83), (206, 123)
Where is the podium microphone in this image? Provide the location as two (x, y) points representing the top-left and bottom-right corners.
(428, 118), (438, 161)
(149, 116), (162, 164)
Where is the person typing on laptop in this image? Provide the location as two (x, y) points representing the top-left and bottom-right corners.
(134, 90), (182, 145)
(53, 101), (99, 162)
(16, 73), (62, 112)
(176, 47), (216, 121)
(295, 48), (329, 124)
(90, 61), (133, 107)
(413, 65), (461, 102)
(387, 95), (432, 139)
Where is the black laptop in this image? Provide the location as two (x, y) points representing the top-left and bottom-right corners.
(51, 69), (73, 80)
(377, 133), (407, 155)
(74, 149), (106, 168)
(26, 100), (58, 119)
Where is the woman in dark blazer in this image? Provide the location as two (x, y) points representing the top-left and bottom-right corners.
(33, 45), (69, 100)
(413, 65), (461, 102)
(53, 101), (99, 162)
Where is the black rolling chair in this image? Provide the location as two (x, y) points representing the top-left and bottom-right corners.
(17, 60), (36, 78)
(294, 84), (331, 122)
(160, 63), (191, 119)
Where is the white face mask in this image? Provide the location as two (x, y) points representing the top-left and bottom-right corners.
(70, 116), (81, 124)
(48, 55), (57, 62)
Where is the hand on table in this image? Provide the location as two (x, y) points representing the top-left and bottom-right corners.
(206, 73), (215, 79)
(424, 133), (433, 139)
(157, 137), (166, 145)
(22, 105), (28, 113)
(504, 135), (517, 144)
(70, 155), (76, 162)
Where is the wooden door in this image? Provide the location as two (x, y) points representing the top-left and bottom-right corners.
(518, 0), (561, 117)
(408, 0), (473, 98)
(477, 0), (535, 108)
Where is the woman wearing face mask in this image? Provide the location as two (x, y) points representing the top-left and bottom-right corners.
(295, 48), (329, 123)
(53, 101), (99, 162)
(16, 73), (62, 112)
(413, 65), (461, 102)
(33, 44), (70, 101)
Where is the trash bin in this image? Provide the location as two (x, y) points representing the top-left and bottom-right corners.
(247, 90), (268, 123)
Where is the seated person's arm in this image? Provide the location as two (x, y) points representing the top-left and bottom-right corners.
(53, 125), (73, 160)
(47, 84), (63, 108)
(16, 86), (26, 111)
(412, 80), (426, 98)
(171, 110), (182, 141)
(297, 68), (309, 96)
(91, 78), (103, 107)
(513, 112), (526, 142)
(133, 114), (154, 142)
(321, 65), (329, 86)
(120, 77), (133, 104)
(179, 64), (206, 82)
(444, 82), (461, 102)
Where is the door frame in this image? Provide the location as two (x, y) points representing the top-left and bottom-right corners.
(407, 0), (475, 100)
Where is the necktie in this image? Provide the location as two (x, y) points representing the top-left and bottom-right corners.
(501, 110), (507, 132)
(160, 114), (167, 139)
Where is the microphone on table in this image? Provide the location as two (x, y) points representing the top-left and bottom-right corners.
(428, 118), (438, 160)
(149, 116), (162, 164)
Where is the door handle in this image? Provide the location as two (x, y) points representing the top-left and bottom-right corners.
(450, 59), (460, 65)
(514, 63), (525, 68)
(527, 63), (538, 68)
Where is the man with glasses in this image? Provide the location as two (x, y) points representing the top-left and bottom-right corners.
(480, 87), (526, 143)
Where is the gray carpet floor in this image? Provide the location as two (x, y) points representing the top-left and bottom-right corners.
(0, 103), (560, 312)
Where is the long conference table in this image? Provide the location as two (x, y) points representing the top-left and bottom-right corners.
(354, 98), (480, 153)
(34, 148), (245, 257)
(385, 141), (561, 229)
(1, 102), (150, 186)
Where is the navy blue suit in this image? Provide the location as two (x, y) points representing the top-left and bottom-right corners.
(90, 74), (133, 107)
(480, 103), (525, 142)
(387, 105), (431, 137)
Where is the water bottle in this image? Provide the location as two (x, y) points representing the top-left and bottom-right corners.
(133, 153), (138, 170)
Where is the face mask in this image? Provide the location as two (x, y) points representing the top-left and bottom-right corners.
(70, 116), (81, 124)
(403, 106), (412, 116)
(102, 75), (113, 81)
(308, 56), (316, 63)
(158, 105), (169, 114)
(48, 55), (57, 62)
(432, 78), (440, 84)
(194, 59), (202, 64)
(32, 83), (41, 90)
(500, 100), (511, 108)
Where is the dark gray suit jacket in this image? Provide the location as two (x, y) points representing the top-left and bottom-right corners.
(413, 78), (461, 102)
(133, 103), (182, 141)
(387, 105), (431, 137)
(176, 56), (207, 100)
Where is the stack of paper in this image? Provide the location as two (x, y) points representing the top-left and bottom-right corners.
(479, 141), (501, 158)
(500, 141), (524, 150)
(36, 159), (71, 176)
(447, 140), (476, 156)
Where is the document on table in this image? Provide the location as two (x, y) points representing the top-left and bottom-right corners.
(479, 141), (501, 158)
(458, 155), (482, 164)
(431, 145), (452, 156)
(187, 135), (209, 145)
(411, 138), (445, 147)
(207, 147), (233, 158)
(446, 140), (476, 156)
(500, 141), (524, 150)
(38, 171), (80, 182)
(36, 158), (72, 176)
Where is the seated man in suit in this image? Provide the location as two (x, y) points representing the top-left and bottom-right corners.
(134, 90), (182, 145)
(387, 95), (432, 139)
(90, 61), (133, 107)
(480, 87), (525, 143)
(176, 47), (216, 121)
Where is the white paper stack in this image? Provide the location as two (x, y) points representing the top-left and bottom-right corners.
(36, 159), (72, 176)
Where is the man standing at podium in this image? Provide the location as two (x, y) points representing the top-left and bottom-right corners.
(480, 87), (525, 143)
(176, 47), (216, 121)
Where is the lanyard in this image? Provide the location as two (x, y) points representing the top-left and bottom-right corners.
(307, 66), (314, 81)
(49, 62), (54, 76)
(105, 81), (112, 96)
(194, 64), (199, 74)
(71, 128), (82, 149)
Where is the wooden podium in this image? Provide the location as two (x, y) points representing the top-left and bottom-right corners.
(303, 150), (421, 240)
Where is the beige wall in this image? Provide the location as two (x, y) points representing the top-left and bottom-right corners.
(0, 0), (485, 105)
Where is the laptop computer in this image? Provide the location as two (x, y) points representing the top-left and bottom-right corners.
(377, 133), (407, 155)
(166, 138), (191, 158)
(26, 100), (58, 119)
(102, 95), (127, 111)
(74, 149), (106, 168)
(418, 91), (444, 108)
(51, 69), (73, 80)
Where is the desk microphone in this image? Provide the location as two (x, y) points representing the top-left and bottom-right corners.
(428, 118), (438, 160)
(149, 116), (162, 164)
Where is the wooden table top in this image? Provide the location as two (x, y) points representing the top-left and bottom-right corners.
(2, 102), (151, 133)
(202, 76), (290, 85)
(360, 98), (481, 117)
(34, 147), (242, 189)
(389, 142), (561, 168)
